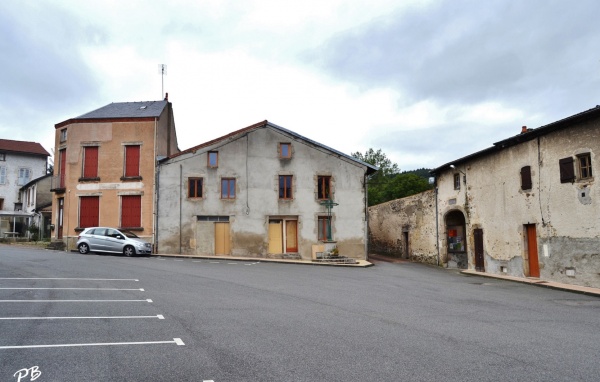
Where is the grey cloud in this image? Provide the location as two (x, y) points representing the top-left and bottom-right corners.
(368, 118), (520, 170)
(0, 3), (102, 137)
(308, 0), (600, 113)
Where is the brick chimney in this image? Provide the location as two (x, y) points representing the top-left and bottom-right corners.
(521, 126), (527, 134)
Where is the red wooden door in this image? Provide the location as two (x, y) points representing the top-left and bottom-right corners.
(59, 149), (66, 188)
(526, 225), (540, 277)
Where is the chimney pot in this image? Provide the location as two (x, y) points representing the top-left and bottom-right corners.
(164, 92), (169, 101)
(521, 125), (527, 134)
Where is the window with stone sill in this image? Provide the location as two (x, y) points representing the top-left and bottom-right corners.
(279, 143), (292, 159)
(208, 152), (218, 168)
(453, 173), (460, 190)
(578, 153), (593, 180)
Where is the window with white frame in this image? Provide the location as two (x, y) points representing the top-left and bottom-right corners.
(18, 168), (31, 186)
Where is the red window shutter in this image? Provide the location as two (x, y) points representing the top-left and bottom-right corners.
(59, 149), (66, 188)
(83, 147), (98, 178)
(80, 196), (99, 228)
(125, 146), (140, 177)
(121, 195), (141, 227)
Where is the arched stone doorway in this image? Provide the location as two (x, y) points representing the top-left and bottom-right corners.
(445, 210), (467, 269)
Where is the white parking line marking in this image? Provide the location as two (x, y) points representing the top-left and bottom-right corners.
(0, 299), (153, 303)
(0, 288), (145, 291)
(227, 263), (238, 265)
(209, 261), (221, 264)
(0, 315), (164, 320)
(0, 338), (185, 350)
(0, 278), (139, 281)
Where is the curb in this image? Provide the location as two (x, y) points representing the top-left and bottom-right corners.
(151, 253), (374, 268)
(461, 270), (600, 297)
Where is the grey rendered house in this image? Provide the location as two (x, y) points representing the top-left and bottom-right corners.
(369, 105), (600, 288)
(156, 120), (377, 260)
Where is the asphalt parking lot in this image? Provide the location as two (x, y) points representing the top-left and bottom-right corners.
(2, 245), (600, 382)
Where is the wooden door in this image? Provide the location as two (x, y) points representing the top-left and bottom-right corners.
(285, 220), (298, 252)
(214, 222), (230, 255)
(474, 228), (485, 272)
(57, 198), (64, 239)
(526, 224), (540, 277)
(268, 220), (283, 253)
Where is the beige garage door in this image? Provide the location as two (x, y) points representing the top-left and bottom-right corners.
(214, 222), (230, 255)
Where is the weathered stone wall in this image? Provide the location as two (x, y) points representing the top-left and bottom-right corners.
(368, 189), (438, 265)
(435, 117), (600, 288)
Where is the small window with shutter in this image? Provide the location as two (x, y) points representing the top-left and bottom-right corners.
(520, 166), (532, 190)
(559, 157), (575, 183)
(577, 153), (592, 180)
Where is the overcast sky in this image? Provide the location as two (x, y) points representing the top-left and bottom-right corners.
(1, 0), (599, 171)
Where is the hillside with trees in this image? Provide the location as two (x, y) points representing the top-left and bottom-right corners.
(352, 149), (433, 206)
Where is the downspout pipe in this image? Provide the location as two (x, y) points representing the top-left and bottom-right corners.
(435, 184), (440, 267)
(364, 171), (369, 260)
(155, 161), (160, 253)
(153, 117), (158, 253)
(179, 164), (182, 254)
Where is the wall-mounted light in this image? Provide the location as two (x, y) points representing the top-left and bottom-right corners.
(450, 165), (466, 184)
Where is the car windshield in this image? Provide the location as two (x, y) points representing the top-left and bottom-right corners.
(122, 231), (139, 238)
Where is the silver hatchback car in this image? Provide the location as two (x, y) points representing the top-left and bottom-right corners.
(76, 227), (153, 256)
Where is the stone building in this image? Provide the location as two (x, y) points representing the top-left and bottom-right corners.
(156, 120), (377, 260)
(370, 105), (600, 288)
(369, 189), (438, 264)
(51, 98), (179, 249)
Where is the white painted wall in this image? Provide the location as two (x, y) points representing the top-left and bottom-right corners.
(0, 153), (47, 212)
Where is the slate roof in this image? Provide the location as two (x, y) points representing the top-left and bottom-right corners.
(167, 120), (379, 174)
(0, 139), (49, 157)
(56, 100), (168, 128)
(20, 173), (52, 190)
(431, 105), (600, 174)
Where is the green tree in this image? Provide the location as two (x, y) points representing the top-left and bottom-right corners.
(352, 149), (432, 206)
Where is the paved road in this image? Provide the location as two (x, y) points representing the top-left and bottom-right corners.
(1, 246), (599, 381)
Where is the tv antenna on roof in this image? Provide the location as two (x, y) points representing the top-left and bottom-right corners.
(158, 64), (167, 98)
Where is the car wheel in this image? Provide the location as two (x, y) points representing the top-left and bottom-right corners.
(123, 245), (135, 257)
(78, 243), (90, 254)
